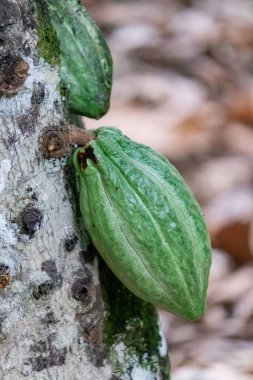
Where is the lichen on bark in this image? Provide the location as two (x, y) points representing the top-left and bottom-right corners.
(0, 0), (170, 379)
(0, 0), (110, 378)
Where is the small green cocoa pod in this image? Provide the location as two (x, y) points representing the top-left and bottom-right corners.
(73, 127), (212, 320)
(45, 0), (113, 119)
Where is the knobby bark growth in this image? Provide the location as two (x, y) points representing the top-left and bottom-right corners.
(0, 1), (169, 379)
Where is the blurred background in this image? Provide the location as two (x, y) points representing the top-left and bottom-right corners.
(83, 0), (253, 379)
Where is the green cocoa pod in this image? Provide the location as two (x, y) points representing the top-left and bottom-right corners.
(73, 127), (211, 320)
(45, 0), (113, 119)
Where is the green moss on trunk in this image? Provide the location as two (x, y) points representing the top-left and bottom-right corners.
(36, 0), (60, 64)
(100, 259), (170, 379)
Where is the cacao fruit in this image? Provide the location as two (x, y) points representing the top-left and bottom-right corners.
(45, 0), (113, 119)
(73, 127), (212, 320)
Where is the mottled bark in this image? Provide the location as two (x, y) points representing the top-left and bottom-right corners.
(0, 1), (110, 379)
(0, 1), (169, 379)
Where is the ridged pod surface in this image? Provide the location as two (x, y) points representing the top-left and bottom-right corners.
(73, 127), (212, 320)
(46, 0), (112, 119)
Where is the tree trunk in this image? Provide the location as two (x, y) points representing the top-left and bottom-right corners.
(0, 1), (169, 379)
